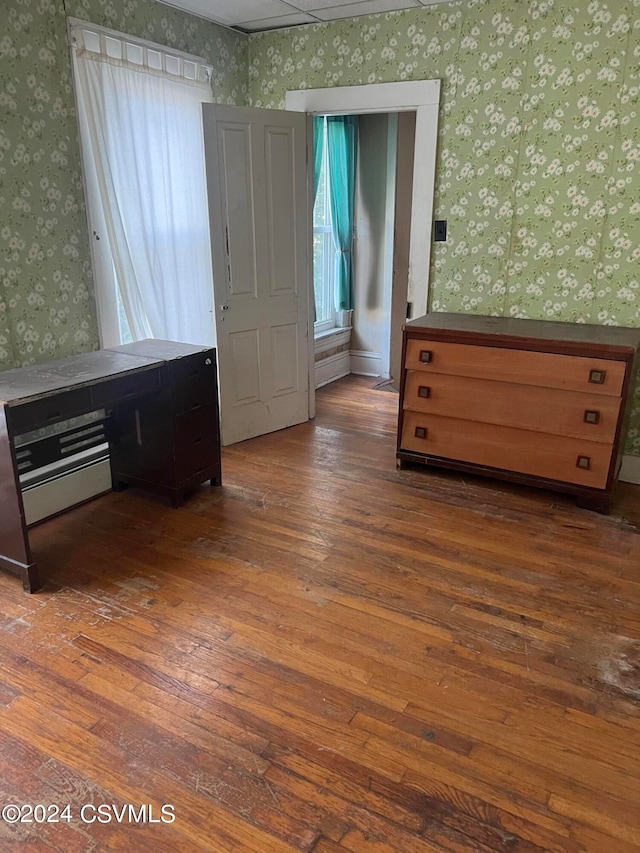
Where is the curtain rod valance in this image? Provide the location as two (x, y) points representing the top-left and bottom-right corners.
(69, 20), (213, 88)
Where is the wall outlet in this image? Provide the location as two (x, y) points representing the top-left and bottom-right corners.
(434, 220), (447, 242)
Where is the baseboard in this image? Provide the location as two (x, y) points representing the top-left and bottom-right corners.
(350, 350), (383, 377)
(315, 351), (351, 389)
(22, 458), (112, 525)
(620, 454), (640, 485)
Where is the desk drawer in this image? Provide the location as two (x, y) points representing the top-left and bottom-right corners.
(405, 339), (625, 396)
(91, 369), (160, 409)
(174, 403), (219, 467)
(168, 351), (217, 414)
(401, 411), (612, 489)
(403, 371), (621, 443)
(8, 388), (93, 434)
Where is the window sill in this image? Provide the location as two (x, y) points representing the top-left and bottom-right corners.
(315, 325), (352, 340)
(314, 325), (352, 355)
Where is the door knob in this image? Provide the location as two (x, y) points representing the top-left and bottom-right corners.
(221, 304), (229, 311)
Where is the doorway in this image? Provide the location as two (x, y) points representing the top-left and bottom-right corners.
(285, 80), (441, 410)
(351, 111), (416, 391)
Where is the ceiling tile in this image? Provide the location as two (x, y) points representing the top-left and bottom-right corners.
(192, 0), (295, 25)
(282, 0), (371, 10)
(238, 12), (318, 30)
(155, 0), (451, 30)
(312, 0), (419, 20)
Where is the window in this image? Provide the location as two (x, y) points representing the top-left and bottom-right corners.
(71, 22), (215, 348)
(313, 119), (336, 333)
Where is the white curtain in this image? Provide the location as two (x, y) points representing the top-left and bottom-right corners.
(73, 43), (215, 346)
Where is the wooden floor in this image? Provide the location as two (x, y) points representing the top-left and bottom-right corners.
(1, 375), (639, 852)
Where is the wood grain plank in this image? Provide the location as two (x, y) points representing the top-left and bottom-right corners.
(0, 375), (636, 851)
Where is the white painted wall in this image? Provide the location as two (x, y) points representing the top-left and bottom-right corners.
(352, 114), (387, 375)
(351, 114), (397, 378)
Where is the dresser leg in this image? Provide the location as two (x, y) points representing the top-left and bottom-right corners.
(576, 492), (611, 514)
(21, 563), (41, 594)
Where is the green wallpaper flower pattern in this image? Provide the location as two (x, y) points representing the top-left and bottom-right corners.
(249, 0), (640, 456)
(0, 0), (247, 368)
(1, 0), (639, 455)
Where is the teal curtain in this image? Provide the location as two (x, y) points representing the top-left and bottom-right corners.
(312, 116), (325, 205)
(326, 115), (358, 311)
(312, 116), (326, 323)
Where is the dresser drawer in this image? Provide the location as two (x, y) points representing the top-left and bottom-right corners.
(168, 351), (217, 414)
(405, 339), (626, 397)
(401, 411), (612, 489)
(403, 371), (621, 444)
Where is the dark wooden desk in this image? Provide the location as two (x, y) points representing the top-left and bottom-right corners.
(0, 341), (221, 592)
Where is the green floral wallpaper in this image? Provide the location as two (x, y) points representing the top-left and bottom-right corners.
(0, 0), (247, 369)
(1, 0), (640, 456)
(249, 0), (640, 456)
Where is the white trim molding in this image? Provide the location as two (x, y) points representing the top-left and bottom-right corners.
(286, 79), (441, 329)
(315, 326), (351, 355)
(350, 350), (383, 377)
(620, 455), (640, 485)
(315, 351), (351, 388)
(286, 80), (440, 114)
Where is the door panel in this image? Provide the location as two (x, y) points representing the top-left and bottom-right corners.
(265, 126), (297, 295)
(229, 330), (261, 405)
(203, 105), (310, 445)
(272, 324), (299, 397)
(219, 124), (257, 300)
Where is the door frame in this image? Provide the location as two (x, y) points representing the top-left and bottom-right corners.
(286, 80), (441, 415)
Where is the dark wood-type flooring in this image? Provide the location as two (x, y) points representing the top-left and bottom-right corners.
(1, 375), (639, 852)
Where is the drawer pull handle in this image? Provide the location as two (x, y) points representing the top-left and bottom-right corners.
(584, 410), (600, 425)
(419, 350), (433, 364)
(46, 411), (61, 421)
(589, 369), (606, 385)
(414, 426), (428, 439)
(418, 385), (431, 399)
(576, 455), (591, 470)
(205, 358), (212, 366)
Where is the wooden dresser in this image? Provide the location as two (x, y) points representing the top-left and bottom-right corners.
(397, 314), (640, 512)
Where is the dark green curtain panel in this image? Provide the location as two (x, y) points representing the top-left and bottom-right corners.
(326, 115), (358, 311)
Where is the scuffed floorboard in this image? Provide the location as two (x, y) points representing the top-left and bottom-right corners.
(0, 376), (639, 852)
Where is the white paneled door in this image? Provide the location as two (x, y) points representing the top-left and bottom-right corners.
(203, 105), (310, 446)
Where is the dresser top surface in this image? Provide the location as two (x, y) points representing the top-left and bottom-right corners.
(0, 350), (163, 406)
(405, 313), (640, 350)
